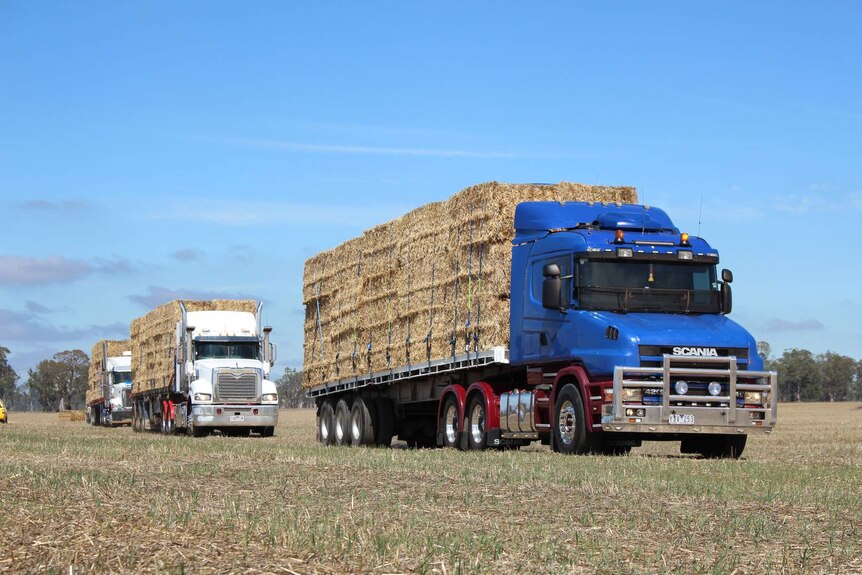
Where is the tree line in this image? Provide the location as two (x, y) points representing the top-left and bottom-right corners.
(1, 344), (859, 410)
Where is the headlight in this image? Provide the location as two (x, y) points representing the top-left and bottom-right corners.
(708, 382), (722, 396)
(262, 393), (278, 402)
(744, 391), (763, 403)
(193, 393), (212, 402)
(621, 388), (643, 402)
(674, 381), (689, 395)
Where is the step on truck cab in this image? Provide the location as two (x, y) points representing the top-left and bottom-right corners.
(307, 187), (776, 458)
(131, 300), (279, 437)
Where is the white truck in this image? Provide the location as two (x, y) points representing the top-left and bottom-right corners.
(86, 341), (133, 426)
(130, 299), (279, 437)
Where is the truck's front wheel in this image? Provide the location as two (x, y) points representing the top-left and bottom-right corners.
(553, 384), (590, 455)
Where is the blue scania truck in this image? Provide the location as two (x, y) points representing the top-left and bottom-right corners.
(308, 200), (777, 458)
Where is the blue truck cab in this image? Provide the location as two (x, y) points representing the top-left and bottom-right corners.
(509, 201), (777, 456)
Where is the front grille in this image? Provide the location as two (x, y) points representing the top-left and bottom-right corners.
(215, 369), (260, 403)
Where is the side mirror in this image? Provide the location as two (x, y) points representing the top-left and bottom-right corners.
(721, 282), (733, 315)
(722, 268), (733, 283)
(542, 264), (564, 311)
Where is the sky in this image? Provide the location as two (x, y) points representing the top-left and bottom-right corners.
(1, 2), (860, 381)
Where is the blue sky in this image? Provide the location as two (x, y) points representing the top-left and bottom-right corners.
(1, 2), (860, 380)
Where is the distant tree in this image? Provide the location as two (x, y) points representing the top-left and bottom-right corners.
(27, 350), (89, 411)
(817, 352), (856, 402)
(0, 346), (18, 402)
(756, 341), (776, 371)
(853, 360), (862, 401)
(776, 349), (819, 402)
(275, 367), (313, 408)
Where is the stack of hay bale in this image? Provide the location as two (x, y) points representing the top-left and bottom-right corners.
(302, 181), (637, 388)
(130, 299), (258, 395)
(86, 339), (130, 405)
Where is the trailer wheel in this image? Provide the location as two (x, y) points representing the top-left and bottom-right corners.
(553, 384), (590, 455)
(318, 401), (336, 445)
(373, 398), (394, 447)
(440, 395), (461, 449)
(334, 398), (351, 446)
(466, 395), (487, 451)
(349, 397), (376, 446)
(696, 434), (747, 459)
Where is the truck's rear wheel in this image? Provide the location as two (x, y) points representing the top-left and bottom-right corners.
(694, 434), (747, 459)
(440, 395), (461, 449)
(318, 401), (335, 445)
(466, 395), (487, 451)
(349, 397), (376, 446)
(553, 384), (590, 455)
(373, 398), (394, 447)
(334, 398), (351, 446)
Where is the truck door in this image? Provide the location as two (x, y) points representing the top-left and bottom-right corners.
(522, 252), (572, 361)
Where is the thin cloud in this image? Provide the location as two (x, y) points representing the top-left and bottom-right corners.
(171, 249), (204, 262)
(25, 301), (53, 314)
(0, 308), (127, 342)
(0, 256), (92, 286)
(129, 286), (260, 309)
(225, 136), (527, 159)
(0, 255), (135, 286)
(20, 199), (89, 211)
(764, 318), (824, 332)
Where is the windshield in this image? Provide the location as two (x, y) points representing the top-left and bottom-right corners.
(194, 341), (260, 360)
(112, 371), (132, 385)
(576, 259), (720, 314)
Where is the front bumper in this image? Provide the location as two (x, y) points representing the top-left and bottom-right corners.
(602, 355), (778, 435)
(111, 408), (132, 423)
(191, 404), (278, 427)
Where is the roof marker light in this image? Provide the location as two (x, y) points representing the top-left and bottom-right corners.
(680, 232), (690, 246)
(615, 230), (625, 244)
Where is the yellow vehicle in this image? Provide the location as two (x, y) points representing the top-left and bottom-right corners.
(0, 399), (7, 423)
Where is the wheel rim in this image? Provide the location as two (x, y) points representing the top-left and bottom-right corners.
(320, 415), (330, 441)
(470, 403), (485, 445)
(350, 410), (361, 442)
(444, 403), (459, 445)
(335, 410), (345, 442)
(558, 399), (576, 446)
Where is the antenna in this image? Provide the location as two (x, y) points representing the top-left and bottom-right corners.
(697, 194), (704, 237)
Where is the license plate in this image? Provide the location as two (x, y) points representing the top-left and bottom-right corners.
(229, 415), (244, 422)
(669, 413), (694, 425)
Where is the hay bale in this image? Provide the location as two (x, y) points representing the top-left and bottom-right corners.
(86, 339), (130, 406)
(130, 300), (258, 395)
(302, 181), (637, 388)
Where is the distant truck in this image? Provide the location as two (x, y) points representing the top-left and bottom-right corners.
(130, 300), (279, 437)
(303, 182), (777, 458)
(86, 340), (133, 426)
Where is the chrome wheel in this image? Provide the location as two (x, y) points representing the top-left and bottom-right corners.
(558, 399), (576, 446)
(469, 402), (485, 446)
(444, 403), (459, 445)
(320, 414), (331, 443)
(350, 410), (362, 443)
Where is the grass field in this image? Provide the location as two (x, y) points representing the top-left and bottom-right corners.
(0, 403), (860, 574)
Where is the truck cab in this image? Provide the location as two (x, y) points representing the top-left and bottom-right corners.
(171, 304), (279, 436)
(510, 201), (776, 456)
(105, 352), (133, 424)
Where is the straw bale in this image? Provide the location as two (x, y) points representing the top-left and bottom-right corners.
(302, 181), (637, 388)
(86, 339), (131, 405)
(131, 299), (258, 395)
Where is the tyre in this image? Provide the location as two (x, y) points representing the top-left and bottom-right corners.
(440, 395), (461, 449)
(466, 394), (487, 451)
(186, 408), (207, 437)
(373, 398), (394, 447)
(349, 397), (376, 446)
(318, 400), (336, 445)
(697, 434), (747, 459)
(261, 426), (275, 438)
(552, 384), (591, 455)
(334, 398), (351, 446)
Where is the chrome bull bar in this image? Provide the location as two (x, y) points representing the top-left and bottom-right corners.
(603, 355), (778, 434)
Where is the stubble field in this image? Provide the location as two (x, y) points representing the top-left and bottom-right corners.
(0, 402), (860, 574)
